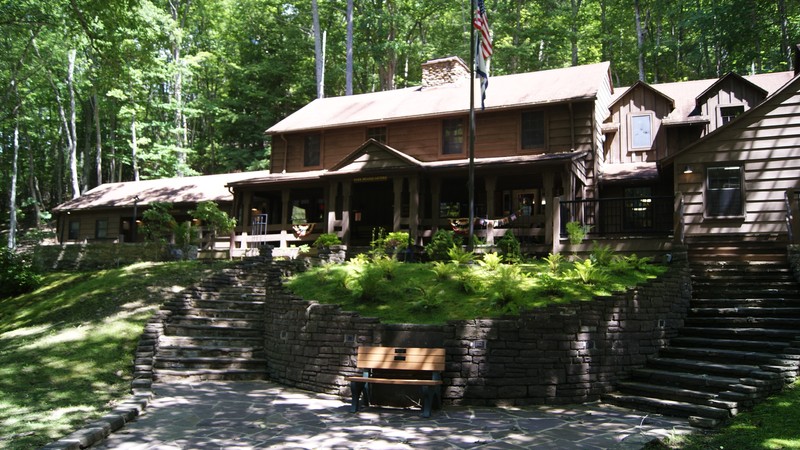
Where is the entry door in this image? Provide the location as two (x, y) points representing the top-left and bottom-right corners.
(350, 179), (394, 244)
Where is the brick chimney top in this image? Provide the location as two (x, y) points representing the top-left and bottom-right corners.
(421, 56), (470, 87)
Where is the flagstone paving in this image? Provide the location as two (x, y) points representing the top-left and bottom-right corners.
(90, 381), (693, 449)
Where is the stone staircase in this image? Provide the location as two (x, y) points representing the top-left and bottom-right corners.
(605, 240), (800, 428)
(135, 259), (269, 387)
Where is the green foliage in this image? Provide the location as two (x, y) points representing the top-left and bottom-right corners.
(478, 252), (504, 271)
(566, 221), (591, 245)
(457, 267), (484, 294)
(589, 242), (615, 266)
(425, 229), (457, 261)
(569, 258), (607, 285)
(370, 230), (411, 257)
(488, 264), (525, 311)
(0, 248), (42, 299)
(190, 201), (237, 236)
(140, 202), (177, 244)
(173, 222), (198, 252)
(608, 254), (653, 274)
(429, 261), (455, 281)
(447, 246), (475, 265)
(544, 252), (565, 275)
(496, 232), (521, 263)
(312, 233), (342, 248)
(537, 272), (565, 296)
(408, 286), (445, 313)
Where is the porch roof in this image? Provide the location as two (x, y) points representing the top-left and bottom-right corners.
(266, 62), (612, 134)
(227, 151), (586, 189)
(600, 162), (660, 184)
(53, 171), (272, 212)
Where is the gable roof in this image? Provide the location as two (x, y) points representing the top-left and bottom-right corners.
(266, 62), (612, 134)
(53, 171), (272, 212)
(694, 72), (767, 104)
(329, 139), (424, 173)
(661, 72), (800, 166)
(610, 71), (794, 126)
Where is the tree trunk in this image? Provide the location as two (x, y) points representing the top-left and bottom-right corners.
(570, 0), (583, 66)
(131, 111), (140, 181)
(312, 0), (324, 98)
(171, 0), (189, 176)
(67, 49), (80, 199)
(778, 0), (791, 69)
(109, 110), (116, 183)
(8, 79), (20, 250)
(27, 134), (42, 229)
(93, 89), (102, 185)
(634, 0), (645, 81)
(346, 0), (353, 95)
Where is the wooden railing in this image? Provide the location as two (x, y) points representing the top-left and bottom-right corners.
(558, 195), (674, 237)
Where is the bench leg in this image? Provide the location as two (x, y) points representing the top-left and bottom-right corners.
(421, 386), (434, 418)
(350, 381), (363, 413)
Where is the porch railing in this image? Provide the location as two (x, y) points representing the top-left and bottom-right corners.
(559, 196), (674, 237)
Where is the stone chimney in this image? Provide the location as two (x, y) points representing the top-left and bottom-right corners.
(421, 56), (470, 87)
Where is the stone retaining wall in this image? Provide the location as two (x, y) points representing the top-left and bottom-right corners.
(33, 242), (163, 271)
(264, 250), (692, 406)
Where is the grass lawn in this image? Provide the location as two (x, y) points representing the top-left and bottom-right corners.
(0, 260), (227, 450)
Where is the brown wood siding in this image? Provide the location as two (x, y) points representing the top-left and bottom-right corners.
(389, 120), (441, 161)
(699, 78), (767, 134)
(322, 128), (364, 167)
(675, 80), (800, 238)
(66, 211), (123, 241)
(606, 85), (672, 164)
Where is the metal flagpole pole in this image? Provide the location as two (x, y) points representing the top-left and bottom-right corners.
(468, 0), (476, 252)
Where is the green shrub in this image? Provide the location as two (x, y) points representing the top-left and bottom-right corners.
(0, 248), (42, 298)
(425, 229), (457, 261)
(478, 252), (503, 271)
(346, 264), (387, 302)
(141, 202), (177, 251)
(383, 231), (410, 256)
(590, 242), (615, 266)
(312, 233), (342, 248)
(496, 232), (521, 263)
(408, 286), (445, 312)
(190, 201), (236, 236)
(429, 261), (455, 281)
(447, 246), (475, 265)
(570, 258), (607, 285)
(537, 272), (565, 296)
(488, 264), (525, 310)
(566, 221), (591, 245)
(544, 252), (565, 275)
(457, 266), (484, 294)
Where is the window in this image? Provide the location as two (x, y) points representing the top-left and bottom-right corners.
(719, 105), (744, 126)
(706, 166), (744, 217)
(521, 111), (545, 149)
(68, 221), (80, 240)
(95, 219), (108, 238)
(367, 127), (387, 143)
(304, 134), (321, 167)
(624, 187), (653, 230)
(442, 119), (464, 155)
(630, 114), (653, 149)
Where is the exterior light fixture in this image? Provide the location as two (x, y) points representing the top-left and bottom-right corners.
(683, 165), (693, 174)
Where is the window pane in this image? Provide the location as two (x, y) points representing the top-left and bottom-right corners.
(367, 127), (387, 143)
(720, 106), (744, 125)
(96, 219), (108, 238)
(304, 134), (320, 166)
(442, 119), (463, 154)
(707, 166), (743, 216)
(521, 111), (545, 149)
(631, 115), (652, 148)
(68, 221), (80, 240)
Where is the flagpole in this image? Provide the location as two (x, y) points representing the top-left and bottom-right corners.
(467, 0), (476, 252)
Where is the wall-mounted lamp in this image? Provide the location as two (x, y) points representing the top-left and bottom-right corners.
(683, 165), (693, 174)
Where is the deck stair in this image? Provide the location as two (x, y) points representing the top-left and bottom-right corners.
(147, 260), (269, 383)
(604, 240), (800, 428)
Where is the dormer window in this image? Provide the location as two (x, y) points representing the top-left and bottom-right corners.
(442, 118), (464, 155)
(719, 105), (745, 126)
(630, 114), (653, 150)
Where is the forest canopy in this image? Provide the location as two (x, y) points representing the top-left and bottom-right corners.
(0, 0), (798, 246)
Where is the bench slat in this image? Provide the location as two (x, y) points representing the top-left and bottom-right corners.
(345, 376), (442, 386)
(355, 347), (445, 371)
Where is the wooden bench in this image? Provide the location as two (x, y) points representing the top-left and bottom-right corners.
(345, 346), (445, 418)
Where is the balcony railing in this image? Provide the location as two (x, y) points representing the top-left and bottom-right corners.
(559, 196), (674, 237)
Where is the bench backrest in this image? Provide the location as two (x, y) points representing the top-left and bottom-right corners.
(356, 346), (446, 372)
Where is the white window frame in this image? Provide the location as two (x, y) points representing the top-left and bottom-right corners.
(629, 113), (654, 150)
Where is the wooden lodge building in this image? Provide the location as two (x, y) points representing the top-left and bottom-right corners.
(54, 52), (800, 258)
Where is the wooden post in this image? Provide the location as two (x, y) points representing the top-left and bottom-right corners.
(430, 177), (442, 235)
(409, 175), (420, 244)
(327, 181), (338, 234)
(484, 175), (497, 245)
(674, 192), (685, 245)
(393, 177), (403, 232)
(342, 181), (352, 244)
(551, 196), (561, 255)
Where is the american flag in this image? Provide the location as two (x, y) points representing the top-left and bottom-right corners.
(473, 0), (492, 109)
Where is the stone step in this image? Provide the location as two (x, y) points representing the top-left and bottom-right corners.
(602, 392), (730, 424)
(660, 346), (800, 368)
(689, 307), (800, 318)
(154, 356), (267, 371)
(157, 345), (264, 359)
(684, 317), (800, 329)
(670, 335), (791, 354)
(160, 308), (264, 320)
(159, 335), (264, 348)
(166, 298), (265, 311)
(680, 326), (800, 341)
(646, 357), (784, 381)
(690, 288), (800, 300)
(614, 381), (737, 412)
(164, 323), (263, 338)
(628, 368), (740, 391)
(689, 298), (800, 308)
(168, 316), (265, 328)
(153, 368), (267, 382)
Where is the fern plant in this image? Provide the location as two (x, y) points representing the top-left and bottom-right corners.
(477, 252), (503, 271)
(448, 246), (475, 265)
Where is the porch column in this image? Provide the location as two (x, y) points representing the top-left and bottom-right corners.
(393, 176), (403, 231)
(409, 175), (420, 244)
(430, 177), (442, 235)
(543, 172), (554, 246)
(484, 176), (497, 245)
(280, 189), (290, 248)
(327, 181), (338, 234)
(342, 181), (352, 244)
